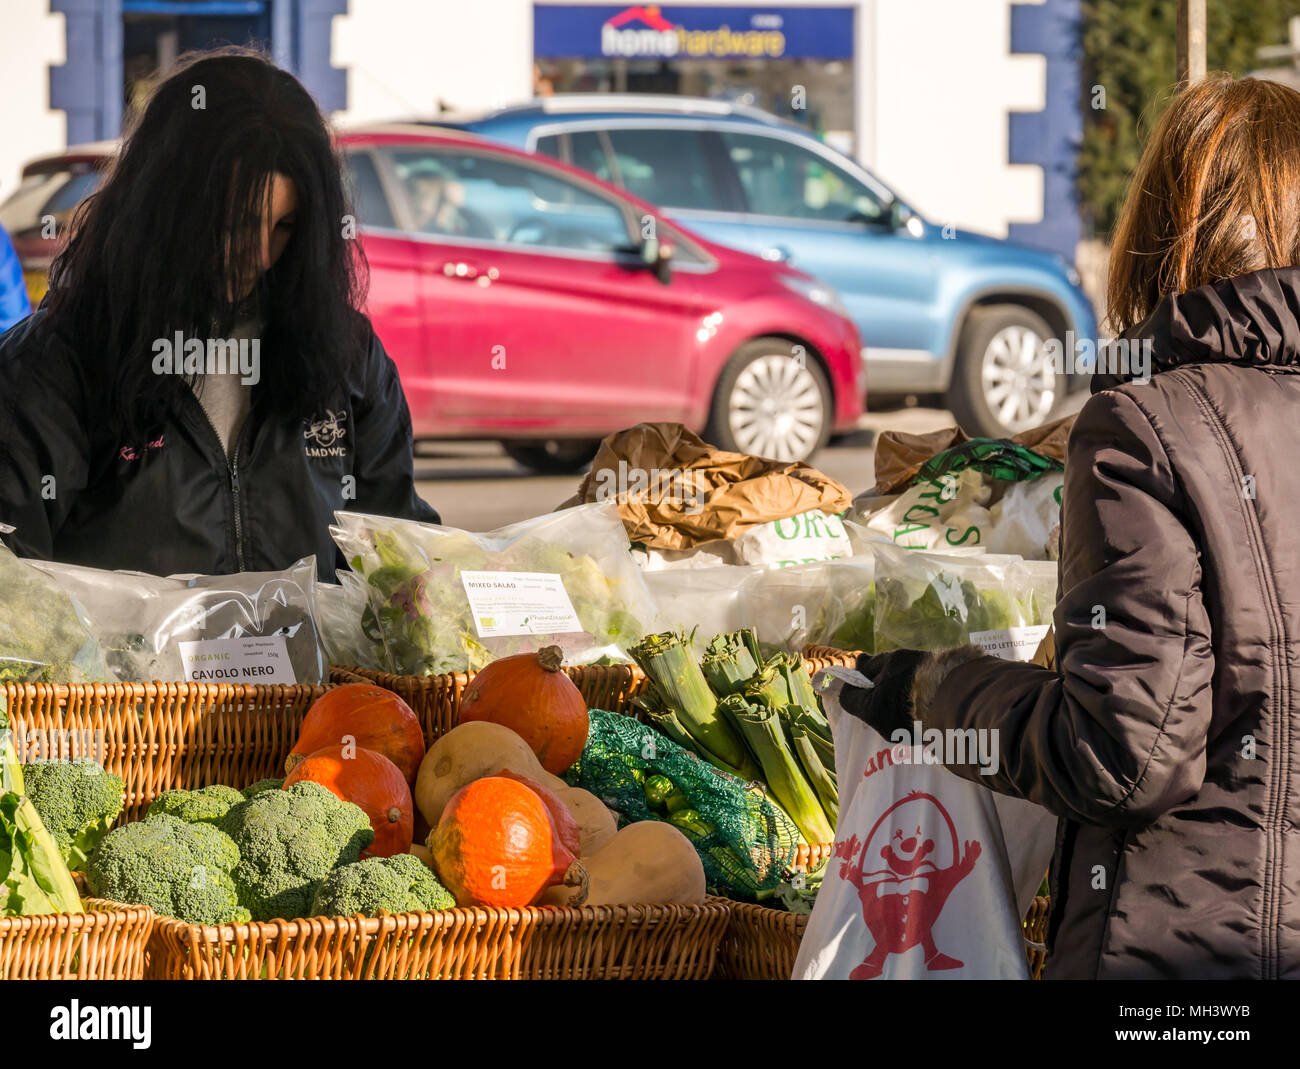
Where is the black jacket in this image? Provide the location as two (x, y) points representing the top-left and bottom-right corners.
(0, 309), (437, 579)
(916, 266), (1300, 978)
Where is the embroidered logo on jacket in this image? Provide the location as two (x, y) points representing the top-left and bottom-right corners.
(119, 436), (165, 462)
(304, 410), (349, 457)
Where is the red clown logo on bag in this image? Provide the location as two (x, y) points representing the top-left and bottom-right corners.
(834, 790), (982, 979)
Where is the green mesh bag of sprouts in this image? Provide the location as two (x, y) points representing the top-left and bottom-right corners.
(565, 708), (802, 900)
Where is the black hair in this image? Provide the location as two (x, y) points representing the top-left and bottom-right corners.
(45, 45), (368, 445)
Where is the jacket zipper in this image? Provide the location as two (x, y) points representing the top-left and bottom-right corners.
(188, 390), (249, 572)
(1170, 369), (1290, 979)
(229, 445), (245, 572)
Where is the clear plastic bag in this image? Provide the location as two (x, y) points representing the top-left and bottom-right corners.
(871, 544), (1042, 654)
(0, 542), (112, 684)
(315, 575), (386, 670)
(331, 502), (658, 675)
(27, 557), (325, 684)
(740, 554), (876, 656)
(643, 564), (763, 655)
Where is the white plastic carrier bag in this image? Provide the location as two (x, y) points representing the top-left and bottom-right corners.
(793, 664), (1056, 980)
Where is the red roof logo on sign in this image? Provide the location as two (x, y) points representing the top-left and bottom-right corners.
(607, 5), (675, 31)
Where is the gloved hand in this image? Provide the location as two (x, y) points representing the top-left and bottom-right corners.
(838, 650), (929, 741)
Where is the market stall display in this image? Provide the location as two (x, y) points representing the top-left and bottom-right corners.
(0, 408), (1075, 982)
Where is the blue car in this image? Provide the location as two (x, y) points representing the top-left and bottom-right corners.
(424, 96), (1097, 438)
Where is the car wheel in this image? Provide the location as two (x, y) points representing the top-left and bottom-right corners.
(947, 305), (1063, 438)
(707, 337), (832, 462)
(501, 439), (599, 474)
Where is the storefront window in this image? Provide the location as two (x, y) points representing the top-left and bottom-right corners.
(533, 5), (857, 153)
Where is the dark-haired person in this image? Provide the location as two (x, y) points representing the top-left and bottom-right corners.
(0, 48), (436, 578)
(845, 75), (1300, 979)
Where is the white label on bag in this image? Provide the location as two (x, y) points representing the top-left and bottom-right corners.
(460, 570), (584, 638)
(968, 624), (1051, 662)
(177, 636), (297, 683)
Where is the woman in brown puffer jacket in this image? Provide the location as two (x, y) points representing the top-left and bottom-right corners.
(844, 74), (1300, 979)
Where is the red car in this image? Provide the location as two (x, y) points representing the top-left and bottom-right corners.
(338, 126), (864, 470)
(1, 129), (865, 471)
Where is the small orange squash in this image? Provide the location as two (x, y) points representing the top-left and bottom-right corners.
(284, 744), (414, 859)
(459, 646), (589, 774)
(492, 769), (582, 863)
(429, 776), (580, 908)
(288, 684), (425, 784)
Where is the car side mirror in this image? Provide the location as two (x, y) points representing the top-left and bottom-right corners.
(641, 233), (674, 284)
(888, 199), (924, 237)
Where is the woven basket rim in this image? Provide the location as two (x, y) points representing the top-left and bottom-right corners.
(3, 680), (325, 700)
(148, 895), (733, 938)
(0, 897), (154, 934)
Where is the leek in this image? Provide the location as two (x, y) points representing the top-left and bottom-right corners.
(788, 717), (839, 827)
(700, 629), (763, 696)
(630, 632), (757, 778)
(718, 693), (834, 845)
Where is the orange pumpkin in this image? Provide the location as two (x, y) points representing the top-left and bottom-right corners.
(492, 769), (582, 864)
(429, 776), (579, 908)
(288, 684), (425, 784)
(284, 744), (414, 859)
(459, 646), (589, 774)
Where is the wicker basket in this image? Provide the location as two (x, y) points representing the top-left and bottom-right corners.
(148, 896), (731, 980)
(1023, 894), (1050, 979)
(147, 904), (535, 980)
(0, 899), (154, 980)
(520, 897), (731, 980)
(716, 895), (1053, 980)
(3, 681), (324, 820)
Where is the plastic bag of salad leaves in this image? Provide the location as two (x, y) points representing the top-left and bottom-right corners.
(0, 541), (113, 684)
(315, 575), (386, 670)
(740, 554), (875, 656)
(331, 502), (657, 675)
(871, 544), (1047, 656)
(26, 557), (325, 684)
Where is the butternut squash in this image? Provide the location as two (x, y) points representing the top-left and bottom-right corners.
(409, 842), (434, 866)
(554, 786), (617, 856)
(539, 821), (706, 908)
(415, 721), (554, 826)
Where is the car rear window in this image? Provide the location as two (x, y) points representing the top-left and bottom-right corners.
(0, 168), (101, 234)
(603, 128), (721, 212)
(344, 151), (397, 229)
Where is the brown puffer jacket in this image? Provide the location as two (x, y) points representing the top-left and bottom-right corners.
(916, 267), (1300, 979)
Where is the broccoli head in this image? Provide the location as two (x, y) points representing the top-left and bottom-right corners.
(309, 853), (455, 918)
(21, 760), (126, 870)
(220, 780), (374, 921)
(147, 784), (244, 826)
(85, 814), (249, 924)
(241, 778), (284, 799)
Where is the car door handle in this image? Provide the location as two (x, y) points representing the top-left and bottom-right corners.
(761, 245), (793, 263)
(440, 261), (499, 284)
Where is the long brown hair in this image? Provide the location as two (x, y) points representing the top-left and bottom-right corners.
(1108, 74), (1300, 333)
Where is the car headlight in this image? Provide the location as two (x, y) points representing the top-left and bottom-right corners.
(1053, 254), (1082, 288)
(779, 274), (850, 319)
